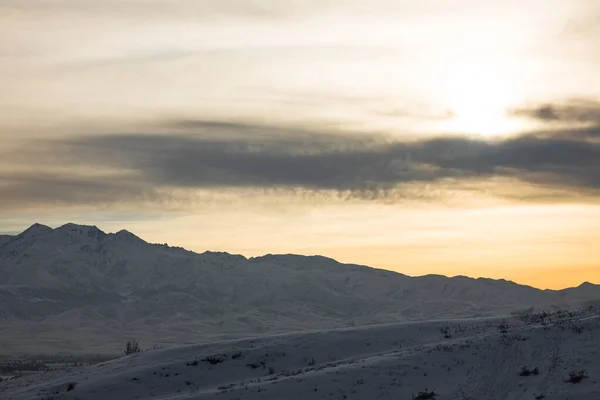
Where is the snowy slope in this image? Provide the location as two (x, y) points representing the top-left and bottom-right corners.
(2, 308), (599, 400)
(0, 234), (12, 248)
(1, 223), (599, 354)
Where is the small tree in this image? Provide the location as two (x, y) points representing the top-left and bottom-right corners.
(124, 339), (141, 355)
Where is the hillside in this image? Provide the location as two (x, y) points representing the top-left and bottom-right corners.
(1, 223), (599, 354)
(2, 308), (599, 400)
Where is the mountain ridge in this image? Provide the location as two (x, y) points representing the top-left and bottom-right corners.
(1, 222), (599, 354)
(8, 222), (596, 291)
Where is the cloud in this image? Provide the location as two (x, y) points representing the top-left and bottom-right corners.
(65, 121), (600, 191)
(0, 0), (325, 20)
(381, 108), (456, 121)
(511, 100), (600, 125)
(0, 172), (167, 210)
(2, 120), (600, 210)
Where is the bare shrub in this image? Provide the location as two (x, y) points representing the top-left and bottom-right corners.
(413, 389), (437, 399)
(566, 370), (588, 384)
(124, 339), (141, 355)
(440, 326), (452, 339)
(519, 366), (539, 376)
(497, 321), (510, 334)
(202, 356), (225, 365)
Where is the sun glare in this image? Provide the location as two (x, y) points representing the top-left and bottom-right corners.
(442, 59), (524, 136)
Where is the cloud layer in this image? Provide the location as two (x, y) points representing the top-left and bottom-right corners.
(512, 100), (600, 124)
(2, 118), (600, 210)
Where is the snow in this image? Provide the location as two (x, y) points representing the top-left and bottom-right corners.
(2, 308), (599, 400)
(1, 223), (600, 354)
(0, 234), (13, 248)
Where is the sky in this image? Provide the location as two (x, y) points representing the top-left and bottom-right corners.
(1, 0), (600, 289)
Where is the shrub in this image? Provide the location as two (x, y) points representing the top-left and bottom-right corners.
(124, 339), (141, 355)
(246, 360), (266, 369)
(497, 321), (510, 334)
(440, 327), (452, 339)
(413, 389), (437, 399)
(566, 370), (588, 384)
(571, 324), (584, 334)
(202, 356), (225, 365)
(519, 366), (539, 376)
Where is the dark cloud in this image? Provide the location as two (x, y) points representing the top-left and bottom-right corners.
(511, 100), (600, 124)
(2, 121), (600, 209)
(0, 173), (165, 209)
(50, 122), (600, 191)
(64, 121), (600, 190)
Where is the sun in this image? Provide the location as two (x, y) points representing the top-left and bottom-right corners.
(441, 59), (524, 136)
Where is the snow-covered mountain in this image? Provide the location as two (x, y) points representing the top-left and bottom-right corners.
(1, 223), (599, 355)
(0, 234), (13, 248)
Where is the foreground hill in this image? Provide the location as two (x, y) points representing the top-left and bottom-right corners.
(2, 308), (599, 400)
(0, 223), (599, 354)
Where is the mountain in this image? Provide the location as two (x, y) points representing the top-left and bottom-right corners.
(1, 223), (599, 355)
(0, 234), (13, 248)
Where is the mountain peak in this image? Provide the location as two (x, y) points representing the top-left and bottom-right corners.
(57, 222), (95, 230)
(21, 223), (53, 237)
(579, 281), (597, 288)
(115, 229), (145, 243)
(56, 223), (107, 238)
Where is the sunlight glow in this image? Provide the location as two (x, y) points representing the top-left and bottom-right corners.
(441, 58), (526, 136)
